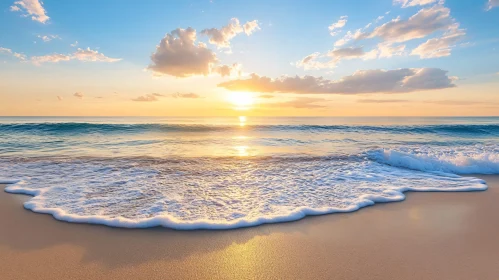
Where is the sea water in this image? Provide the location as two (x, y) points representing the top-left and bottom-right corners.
(0, 117), (497, 229)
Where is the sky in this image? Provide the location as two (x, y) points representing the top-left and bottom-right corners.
(0, 0), (498, 117)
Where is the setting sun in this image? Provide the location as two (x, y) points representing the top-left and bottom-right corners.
(227, 92), (254, 110)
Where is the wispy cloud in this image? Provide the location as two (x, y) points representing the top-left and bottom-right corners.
(262, 98), (327, 109)
(357, 99), (409, 103)
(328, 16), (348, 36)
(393, 0), (440, 8)
(37, 35), (61, 42)
(487, 0), (499, 10)
(0, 46), (27, 61)
(132, 93), (163, 102)
(73, 92), (84, 99)
(10, 0), (49, 23)
(170, 92), (201, 98)
(31, 47), (121, 65)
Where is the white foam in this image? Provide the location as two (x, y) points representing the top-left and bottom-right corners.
(0, 157), (487, 230)
(369, 145), (499, 174)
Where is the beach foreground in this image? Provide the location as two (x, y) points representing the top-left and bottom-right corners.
(1, 176), (499, 280)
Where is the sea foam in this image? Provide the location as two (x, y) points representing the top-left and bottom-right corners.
(369, 146), (499, 174)
(0, 156), (487, 230)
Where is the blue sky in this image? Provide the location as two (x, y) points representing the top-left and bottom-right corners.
(1, 0), (498, 116)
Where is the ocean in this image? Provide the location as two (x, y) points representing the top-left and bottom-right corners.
(0, 116), (498, 229)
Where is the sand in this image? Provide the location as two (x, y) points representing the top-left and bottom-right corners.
(1, 176), (499, 280)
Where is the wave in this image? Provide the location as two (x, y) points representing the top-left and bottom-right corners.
(369, 146), (499, 174)
(1, 122), (499, 135)
(0, 155), (488, 230)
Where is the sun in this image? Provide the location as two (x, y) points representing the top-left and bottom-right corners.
(227, 92), (254, 110)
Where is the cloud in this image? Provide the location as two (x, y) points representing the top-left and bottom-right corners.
(0, 47), (12, 54)
(365, 5), (454, 43)
(37, 35), (61, 42)
(263, 98), (327, 109)
(73, 48), (122, 62)
(30, 48), (121, 65)
(488, 0), (499, 10)
(132, 92), (201, 101)
(212, 63), (241, 77)
(373, 42), (407, 58)
(334, 29), (365, 47)
(148, 27), (240, 78)
(411, 23), (465, 58)
(357, 99), (490, 105)
(218, 68), (456, 94)
(328, 46), (365, 58)
(31, 53), (71, 65)
(243, 20), (260, 35)
(0, 47), (27, 61)
(393, 0), (440, 8)
(170, 92), (201, 98)
(57, 95), (63, 101)
(132, 94), (160, 102)
(201, 18), (260, 48)
(258, 94), (275, 98)
(329, 16), (348, 36)
(10, 0), (49, 23)
(70, 41), (78, 47)
(295, 52), (332, 70)
(296, 47), (367, 70)
(357, 99), (408, 103)
(73, 92), (84, 99)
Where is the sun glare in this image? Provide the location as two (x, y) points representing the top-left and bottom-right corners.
(227, 92), (254, 110)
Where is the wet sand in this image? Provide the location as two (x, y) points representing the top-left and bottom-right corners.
(1, 176), (499, 280)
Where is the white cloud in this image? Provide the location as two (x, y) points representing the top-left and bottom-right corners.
(73, 48), (121, 62)
(31, 53), (71, 65)
(329, 16), (348, 36)
(394, 0), (440, 8)
(297, 47), (375, 70)
(0, 47), (27, 61)
(334, 29), (366, 47)
(0, 47), (12, 54)
(148, 27), (240, 78)
(70, 41), (78, 47)
(73, 92), (84, 99)
(10, 0), (49, 23)
(367, 5), (454, 43)
(201, 18), (260, 48)
(376, 42), (406, 58)
(31, 48), (121, 65)
(487, 0), (499, 10)
(218, 68), (456, 94)
(411, 23), (465, 58)
(243, 20), (260, 35)
(37, 34), (61, 42)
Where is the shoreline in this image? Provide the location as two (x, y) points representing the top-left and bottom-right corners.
(1, 176), (499, 279)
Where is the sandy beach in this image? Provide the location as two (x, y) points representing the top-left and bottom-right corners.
(1, 176), (499, 280)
